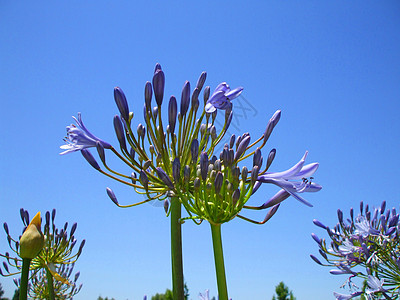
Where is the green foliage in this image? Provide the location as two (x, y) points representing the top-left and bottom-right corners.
(11, 289), (19, 300)
(271, 282), (296, 300)
(97, 297), (116, 300)
(151, 282), (189, 300)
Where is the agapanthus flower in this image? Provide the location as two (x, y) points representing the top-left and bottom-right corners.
(354, 216), (380, 237)
(257, 151), (321, 207)
(366, 275), (385, 294)
(205, 82), (243, 113)
(333, 291), (362, 300)
(60, 112), (111, 155)
(199, 290), (210, 300)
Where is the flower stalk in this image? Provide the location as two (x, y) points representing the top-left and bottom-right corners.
(210, 224), (228, 300)
(170, 197), (184, 300)
(20, 258), (31, 300)
(45, 268), (55, 300)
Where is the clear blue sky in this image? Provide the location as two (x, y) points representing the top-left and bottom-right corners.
(1, 1), (400, 299)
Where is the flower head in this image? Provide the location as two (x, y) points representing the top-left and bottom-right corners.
(19, 212), (44, 259)
(60, 113), (111, 155)
(205, 82), (243, 113)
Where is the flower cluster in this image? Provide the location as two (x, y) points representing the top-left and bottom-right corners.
(0, 209), (84, 299)
(60, 64), (321, 225)
(311, 201), (400, 299)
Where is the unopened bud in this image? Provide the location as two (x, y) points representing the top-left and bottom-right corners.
(19, 212), (44, 259)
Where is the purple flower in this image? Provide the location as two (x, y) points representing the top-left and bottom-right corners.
(60, 113), (111, 155)
(257, 151), (321, 207)
(205, 82), (243, 113)
(354, 216), (380, 237)
(199, 290), (209, 300)
(366, 275), (385, 293)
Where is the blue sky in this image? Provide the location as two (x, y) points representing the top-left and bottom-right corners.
(1, 1), (400, 299)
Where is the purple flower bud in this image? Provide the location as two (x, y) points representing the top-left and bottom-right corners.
(360, 201), (364, 214)
(143, 160), (152, 170)
(253, 148), (263, 167)
(191, 88), (200, 111)
(210, 126), (217, 141)
(184, 165), (190, 183)
(200, 152), (209, 181)
(214, 172), (223, 193)
(350, 207), (354, 221)
(251, 165), (259, 183)
(310, 254), (323, 265)
(203, 86), (210, 104)
(154, 63), (162, 73)
(74, 272), (80, 282)
(139, 170), (149, 189)
(191, 139), (199, 163)
(144, 81), (152, 109)
(156, 168), (174, 190)
(3, 223), (9, 235)
(232, 189), (240, 205)
(263, 203), (280, 223)
(311, 233), (321, 245)
(81, 149), (101, 170)
(70, 223), (77, 237)
(234, 135), (251, 161)
(114, 87), (130, 122)
(229, 134), (236, 149)
(96, 141), (106, 164)
(129, 148), (136, 161)
(266, 148), (276, 170)
(263, 110), (281, 144)
(227, 149), (234, 166)
(172, 157), (181, 182)
(232, 166), (240, 180)
(106, 187), (119, 205)
(113, 115), (127, 150)
(52, 209), (56, 223)
(131, 172), (137, 184)
(152, 106), (158, 120)
(196, 71), (207, 91)
(337, 209), (343, 224)
(313, 219), (327, 229)
(388, 214), (399, 228)
(168, 96), (178, 133)
(164, 199), (169, 214)
(381, 200), (386, 214)
(152, 69), (165, 106)
(137, 124), (145, 139)
(241, 166), (248, 181)
(194, 178), (201, 190)
(77, 239), (85, 256)
(180, 81), (190, 116)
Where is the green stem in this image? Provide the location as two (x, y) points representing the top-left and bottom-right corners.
(210, 223), (228, 300)
(20, 258), (31, 300)
(170, 197), (184, 300)
(45, 268), (55, 300)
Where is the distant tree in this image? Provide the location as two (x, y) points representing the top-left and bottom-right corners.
(151, 289), (173, 300)
(97, 297), (116, 300)
(272, 282), (296, 300)
(11, 289), (19, 300)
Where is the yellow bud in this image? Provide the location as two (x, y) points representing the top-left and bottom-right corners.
(19, 212), (44, 259)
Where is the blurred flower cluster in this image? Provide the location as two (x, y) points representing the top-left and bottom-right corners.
(0, 209), (84, 299)
(311, 201), (400, 299)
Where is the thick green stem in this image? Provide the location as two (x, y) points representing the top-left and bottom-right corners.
(20, 258), (31, 300)
(45, 268), (55, 300)
(170, 197), (184, 300)
(210, 224), (228, 300)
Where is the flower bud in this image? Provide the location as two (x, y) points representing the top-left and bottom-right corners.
(144, 81), (153, 110)
(241, 166), (248, 181)
(106, 187), (119, 205)
(214, 159), (221, 172)
(131, 172), (137, 184)
(96, 142), (106, 164)
(203, 86), (210, 104)
(234, 135), (251, 161)
(232, 189), (240, 206)
(181, 81), (190, 116)
(229, 134), (235, 149)
(184, 165), (191, 183)
(113, 115), (127, 150)
(139, 170), (149, 189)
(156, 168), (174, 190)
(214, 172), (223, 193)
(153, 69), (165, 106)
(164, 199), (169, 214)
(200, 152), (209, 181)
(266, 148), (276, 170)
(263, 110), (281, 144)
(19, 212), (44, 259)
(253, 148), (263, 167)
(172, 157), (181, 183)
(114, 87), (130, 122)
(191, 139), (199, 163)
(168, 96), (177, 133)
(210, 125), (217, 141)
(81, 149), (101, 170)
(191, 88), (200, 111)
(152, 106), (158, 120)
(251, 165), (259, 183)
(194, 178), (201, 190)
(196, 71), (207, 91)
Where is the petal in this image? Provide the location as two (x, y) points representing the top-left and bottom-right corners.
(214, 82), (230, 93)
(205, 102), (216, 113)
(260, 151), (308, 180)
(289, 162), (319, 180)
(225, 86), (243, 100)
